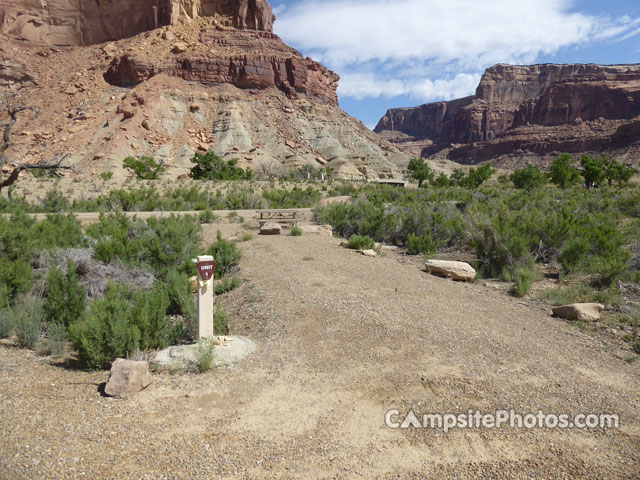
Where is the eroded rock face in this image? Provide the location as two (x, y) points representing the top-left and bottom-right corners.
(104, 29), (339, 105)
(0, 0), (275, 46)
(375, 63), (640, 165)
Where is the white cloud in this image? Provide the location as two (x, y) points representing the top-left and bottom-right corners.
(339, 72), (481, 102)
(275, 0), (640, 101)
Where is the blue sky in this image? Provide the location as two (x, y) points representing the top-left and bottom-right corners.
(270, 0), (640, 128)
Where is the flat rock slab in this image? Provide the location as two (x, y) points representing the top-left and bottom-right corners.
(300, 224), (333, 236)
(425, 260), (476, 282)
(552, 303), (604, 322)
(259, 222), (282, 235)
(104, 358), (153, 399)
(151, 336), (256, 372)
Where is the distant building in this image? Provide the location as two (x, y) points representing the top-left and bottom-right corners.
(376, 179), (408, 188)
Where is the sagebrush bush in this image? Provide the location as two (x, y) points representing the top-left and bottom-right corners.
(262, 186), (321, 208)
(70, 283), (176, 370)
(348, 234), (376, 250)
(215, 277), (241, 295)
(43, 261), (87, 329)
(511, 266), (535, 297)
(290, 225), (303, 236)
(13, 297), (43, 349)
(406, 233), (437, 255)
(213, 302), (229, 335)
(0, 307), (13, 338)
(47, 322), (67, 357)
(206, 231), (242, 279)
(165, 269), (197, 340)
(195, 339), (216, 373)
(87, 213), (201, 278)
(198, 209), (219, 224)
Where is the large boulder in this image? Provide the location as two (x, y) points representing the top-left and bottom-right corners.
(104, 359), (153, 399)
(300, 224), (333, 236)
(552, 303), (605, 322)
(425, 260), (476, 282)
(259, 222), (282, 235)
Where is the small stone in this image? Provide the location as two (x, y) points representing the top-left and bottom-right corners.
(172, 43), (187, 53)
(141, 119), (151, 130)
(360, 249), (377, 257)
(104, 359), (153, 399)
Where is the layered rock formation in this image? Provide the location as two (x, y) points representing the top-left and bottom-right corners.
(376, 64), (640, 166)
(0, 0), (274, 46)
(104, 28), (339, 105)
(0, 1), (409, 181)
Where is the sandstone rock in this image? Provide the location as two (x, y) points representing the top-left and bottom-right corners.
(424, 260), (476, 282)
(0, 0), (275, 46)
(141, 119), (151, 130)
(260, 222), (282, 235)
(552, 303), (604, 322)
(172, 42), (188, 53)
(104, 29), (341, 106)
(104, 359), (153, 399)
(300, 224), (333, 236)
(151, 336), (256, 371)
(315, 156), (327, 165)
(360, 249), (377, 257)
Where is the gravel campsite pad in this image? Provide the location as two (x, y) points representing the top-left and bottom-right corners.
(1, 223), (639, 479)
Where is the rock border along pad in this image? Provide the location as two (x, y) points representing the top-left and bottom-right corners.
(151, 336), (256, 372)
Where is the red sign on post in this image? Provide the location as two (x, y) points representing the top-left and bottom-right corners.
(197, 261), (217, 281)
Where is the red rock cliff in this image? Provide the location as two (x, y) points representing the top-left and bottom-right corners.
(0, 0), (275, 46)
(375, 63), (640, 161)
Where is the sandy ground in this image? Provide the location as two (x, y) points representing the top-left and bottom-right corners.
(1, 220), (639, 479)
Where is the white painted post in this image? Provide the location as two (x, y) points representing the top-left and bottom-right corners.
(195, 255), (215, 339)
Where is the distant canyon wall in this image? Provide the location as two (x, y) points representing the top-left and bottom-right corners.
(376, 64), (640, 146)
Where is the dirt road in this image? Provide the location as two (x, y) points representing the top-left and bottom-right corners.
(1, 223), (639, 479)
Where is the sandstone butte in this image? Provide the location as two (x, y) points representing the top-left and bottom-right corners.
(375, 63), (640, 169)
(0, 0), (411, 181)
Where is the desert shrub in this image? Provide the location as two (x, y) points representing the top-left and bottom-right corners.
(510, 165), (548, 190)
(290, 225), (303, 236)
(47, 322), (67, 357)
(206, 231), (242, 279)
(41, 188), (70, 213)
(43, 261), (87, 329)
(195, 339), (216, 373)
(348, 234), (375, 250)
(165, 269), (196, 340)
(70, 283), (176, 370)
(262, 186), (322, 208)
(87, 213), (201, 278)
(123, 156), (165, 180)
(0, 258), (34, 303)
(213, 302), (228, 335)
(190, 152), (253, 180)
(238, 232), (254, 242)
(511, 264), (535, 297)
(13, 297), (43, 349)
(100, 172), (114, 181)
(215, 277), (242, 295)
(0, 307), (13, 338)
(406, 233), (437, 255)
(198, 209), (219, 224)
(227, 211), (244, 223)
(224, 187), (262, 210)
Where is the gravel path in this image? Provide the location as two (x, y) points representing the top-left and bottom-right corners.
(1, 223), (639, 479)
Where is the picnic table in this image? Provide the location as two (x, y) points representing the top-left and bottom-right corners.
(256, 209), (299, 228)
